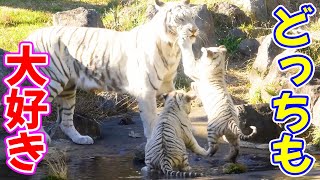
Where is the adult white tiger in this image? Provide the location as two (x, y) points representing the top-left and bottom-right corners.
(25, 0), (199, 145)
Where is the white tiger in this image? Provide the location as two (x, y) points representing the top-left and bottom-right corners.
(25, 0), (199, 144)
(143, 90), (207, 178)
(189, 46), (257, 163)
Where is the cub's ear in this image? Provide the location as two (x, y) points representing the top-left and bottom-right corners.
(219, 45), (227, 54)
(185, 92), (197, 103)
(155, 0), (165, 8)
(206, 49), (214, 59)
(182, 0), (190, 5)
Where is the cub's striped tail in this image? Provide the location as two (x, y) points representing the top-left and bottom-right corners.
(160, 159), (203, 178)
(228, 121), (257, 141)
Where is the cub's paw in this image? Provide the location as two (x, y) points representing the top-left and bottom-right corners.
(72, 135), (94, 145)
(202, 148), (210, 156)
(181, 165), (192, 172)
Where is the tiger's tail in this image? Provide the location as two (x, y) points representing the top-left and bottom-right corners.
(228, 121), (257, 141)
(160, 159), (203, 178)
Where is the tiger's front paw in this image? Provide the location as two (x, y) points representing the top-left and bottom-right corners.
(72, 135), (94, 145)
(198, 148), (209, 156)
(178, 36), (192, 48)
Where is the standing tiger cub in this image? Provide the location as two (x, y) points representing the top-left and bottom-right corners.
(143, 90), (207, 178)
(25, 0), (199, 144)
(190, 46), (257, 163)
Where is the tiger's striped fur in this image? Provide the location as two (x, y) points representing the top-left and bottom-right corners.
(143, 90), (207, 178)
(25, 0), (199, 144)
(190, 46), (257, 163)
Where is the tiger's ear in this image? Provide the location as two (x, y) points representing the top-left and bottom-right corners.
(206, 49), (214, 59)
(185, 92), (196, 103)
(219, 45), (227, 55)
(155, 0), (165, 8)
(181, 0), (190, 5)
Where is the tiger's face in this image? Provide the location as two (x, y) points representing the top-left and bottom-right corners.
(200, 46), (227, 75)
(155, 0), (199, 43)
(162, 90), (196, 115)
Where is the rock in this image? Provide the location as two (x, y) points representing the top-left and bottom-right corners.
(238, 38), (260, 57)
(229, 28), (247, 39)
(191, 4), (216, 59)
(0, 48), (5, 56)
(118, 115), (135, 125)
(212, 2), (250, 27)
(0, 49), (9, 134)
(249, 33), (320, 127)
(231, 0), (317, 22)
(134, 142), (146, 163)
(53, 7), (104, 28)
(312, 97), (320, 127)
(49, 114), (102, 140)
(248, 34), (283, 103)
(250, 34), (283, 77)
(237, 104), (283, 143)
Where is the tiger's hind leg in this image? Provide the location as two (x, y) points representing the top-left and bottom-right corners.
(57, 83), (94, 145)
(180, 154), (191, 172)
(207, 132), (220, 157)
(224, 132), (239, 163)
(39, 68), (69, 144)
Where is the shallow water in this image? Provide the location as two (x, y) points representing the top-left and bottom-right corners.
(68, 156), (143, 180)
(1, 114), (320, 180)
(1, 150), (320, 180)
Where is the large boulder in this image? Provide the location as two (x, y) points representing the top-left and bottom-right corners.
(212, 2), (250, 27)
(248, 34), (283, 103)
(238, 38), (260, 57)
(192, 4), (216, 59)
(249, 33), (320, 127)
(237, 104), (282, 143)
(53, 7), (105, 28)
(230, 0), (317, 22)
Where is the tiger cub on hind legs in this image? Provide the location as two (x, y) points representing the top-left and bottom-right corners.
(142, 90), (208, 178)
(191, 46), (257, 163)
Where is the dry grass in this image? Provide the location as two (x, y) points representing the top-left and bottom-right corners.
(44, 150), (68, 180)
(47, 90), (138, 123)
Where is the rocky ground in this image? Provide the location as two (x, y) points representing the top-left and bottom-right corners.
(0, 107), (319, 180)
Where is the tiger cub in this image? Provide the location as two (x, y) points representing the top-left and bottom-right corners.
(142, 90), (207, 178)
(192, 46), (257, 163)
